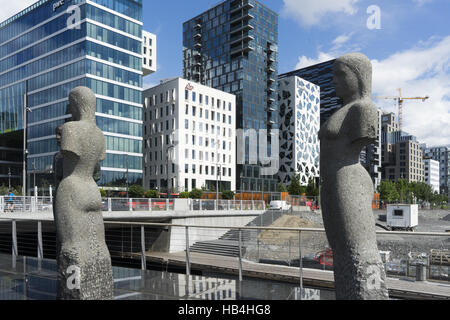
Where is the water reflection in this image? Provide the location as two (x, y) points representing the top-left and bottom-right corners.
(0, 254), (335, 300)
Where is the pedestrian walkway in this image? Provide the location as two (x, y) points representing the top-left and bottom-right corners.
(145, 251), (450, 300)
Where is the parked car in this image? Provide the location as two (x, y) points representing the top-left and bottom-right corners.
(268, 200), (291, 211)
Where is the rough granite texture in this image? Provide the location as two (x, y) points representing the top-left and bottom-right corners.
(319, 53), (389, 300)
(53, 87), (114, 300)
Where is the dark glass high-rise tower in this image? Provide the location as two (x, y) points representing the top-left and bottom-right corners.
(183, 0), (279, 192)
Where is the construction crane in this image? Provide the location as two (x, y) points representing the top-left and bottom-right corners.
(374, 88), (429, 131)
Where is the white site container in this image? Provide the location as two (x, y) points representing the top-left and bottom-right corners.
(386, 204), (419, 231)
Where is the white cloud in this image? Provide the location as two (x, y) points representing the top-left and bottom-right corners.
(0, 1), (36, 23)
(295, 52), (336, 70)
(294, 36), (450, 146)
(372, 36), (450, 146)
(412, 0), (432, 6)
(281, 0), (360, 27)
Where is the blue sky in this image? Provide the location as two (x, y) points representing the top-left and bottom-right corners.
(142, 0), (450, 146)
(1, 0), (448, 146)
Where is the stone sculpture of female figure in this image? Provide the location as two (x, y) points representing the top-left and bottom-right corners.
(319, 53), (389, 300)
(54, 87), (113, 300)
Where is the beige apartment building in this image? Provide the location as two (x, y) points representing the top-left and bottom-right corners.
(381, 113), (425, 182)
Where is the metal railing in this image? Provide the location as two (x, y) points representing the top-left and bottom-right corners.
(0, 216), (448, 296)
(0, 197), (265, 213)
(188, 199), (265, 211)
(0, 196), (53, 213)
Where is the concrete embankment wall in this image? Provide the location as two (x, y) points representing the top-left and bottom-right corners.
(168, 213), (261, 253)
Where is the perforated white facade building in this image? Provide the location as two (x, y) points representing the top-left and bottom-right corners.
(278, 76), (320, 186)
(143, 78), (236, 192)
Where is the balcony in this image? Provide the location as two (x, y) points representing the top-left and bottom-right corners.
(194, 23), (202, 29)
(266, 66), (276, 74)
(230, 33), (254, 46)
(230, 44), (254, 56)
(230, 11), (254, 25)
(230, 1), (254, 14)
(267, 77), (275, 84)
(194, 42), (202, 49)
(193, 33), (202, 39)
(230, 23), (254, 34)
(267, 44), (278, 53)
(267, 106), (276, 112)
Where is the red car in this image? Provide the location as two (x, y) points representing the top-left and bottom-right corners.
(314, 248), (334, 266)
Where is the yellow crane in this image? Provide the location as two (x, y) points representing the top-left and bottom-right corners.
(374, 88), (429, 131)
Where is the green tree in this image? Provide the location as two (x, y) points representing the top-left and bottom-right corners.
(189, 188), (203, 199)
(99, 188), (107, 197)
(378, 180), (399, 203)
(305, 178), (319, 197)
(179, 192), (190, 199)
(145, 190), (159, 199)
(410, 182), (433, 202)
(396, 179), (412, 203)
(0, 185), (8, 195)
(287, 174), (305, 196)
(13, 186), (22, 196)
(277, 183), (287, 192)
(221, 190), (235, 200)
(128, 185), (145, 198)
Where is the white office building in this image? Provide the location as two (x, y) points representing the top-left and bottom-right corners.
(143, 78), (236, 192)
(424, 158), (441, 193)
(277, 76), (320, 186)
(142, 30), (157, 76)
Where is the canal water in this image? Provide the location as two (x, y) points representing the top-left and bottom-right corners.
(0, 253), (335, 300)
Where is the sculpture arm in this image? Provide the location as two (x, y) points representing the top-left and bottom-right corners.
(60, 123), (82, 158)
(348, 103), (378, 145)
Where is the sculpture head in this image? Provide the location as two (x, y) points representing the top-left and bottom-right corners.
(333, 53), (372, 102)
(68, 87), (96, 121)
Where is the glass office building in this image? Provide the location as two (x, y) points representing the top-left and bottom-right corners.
(183, 0), (279, 192)
(0, 0), (143, 191)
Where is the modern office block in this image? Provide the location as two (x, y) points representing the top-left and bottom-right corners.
(0, 0), (145, 192)
(277, 76), (320, 186)
(423, 158), (440, 193)
(142, 78), (236, 193)
(381, 113), (425, 183)
(142, 30), (156, 76)
(422, 145), (450, 197)
(183, 0), (279, 192)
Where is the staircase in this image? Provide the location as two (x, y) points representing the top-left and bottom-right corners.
(188, 209), (287, 257)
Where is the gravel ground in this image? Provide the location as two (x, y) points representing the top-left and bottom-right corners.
(244, 209), (450, 264)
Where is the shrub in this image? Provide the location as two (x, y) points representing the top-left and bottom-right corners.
(189, 188), (203, 199)
(128, 185), (145, 198)
(145, 189), (159, 199)
(221, 190), (235, 200)
(179, 192), (190, 199)
(99, 188), (107, 197)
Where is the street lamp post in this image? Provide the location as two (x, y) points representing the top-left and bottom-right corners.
(126, 157), (129, 198)
(167, 145), (175, 199)
(8, 167), (11, 190)
(32, 160), (36, 196)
